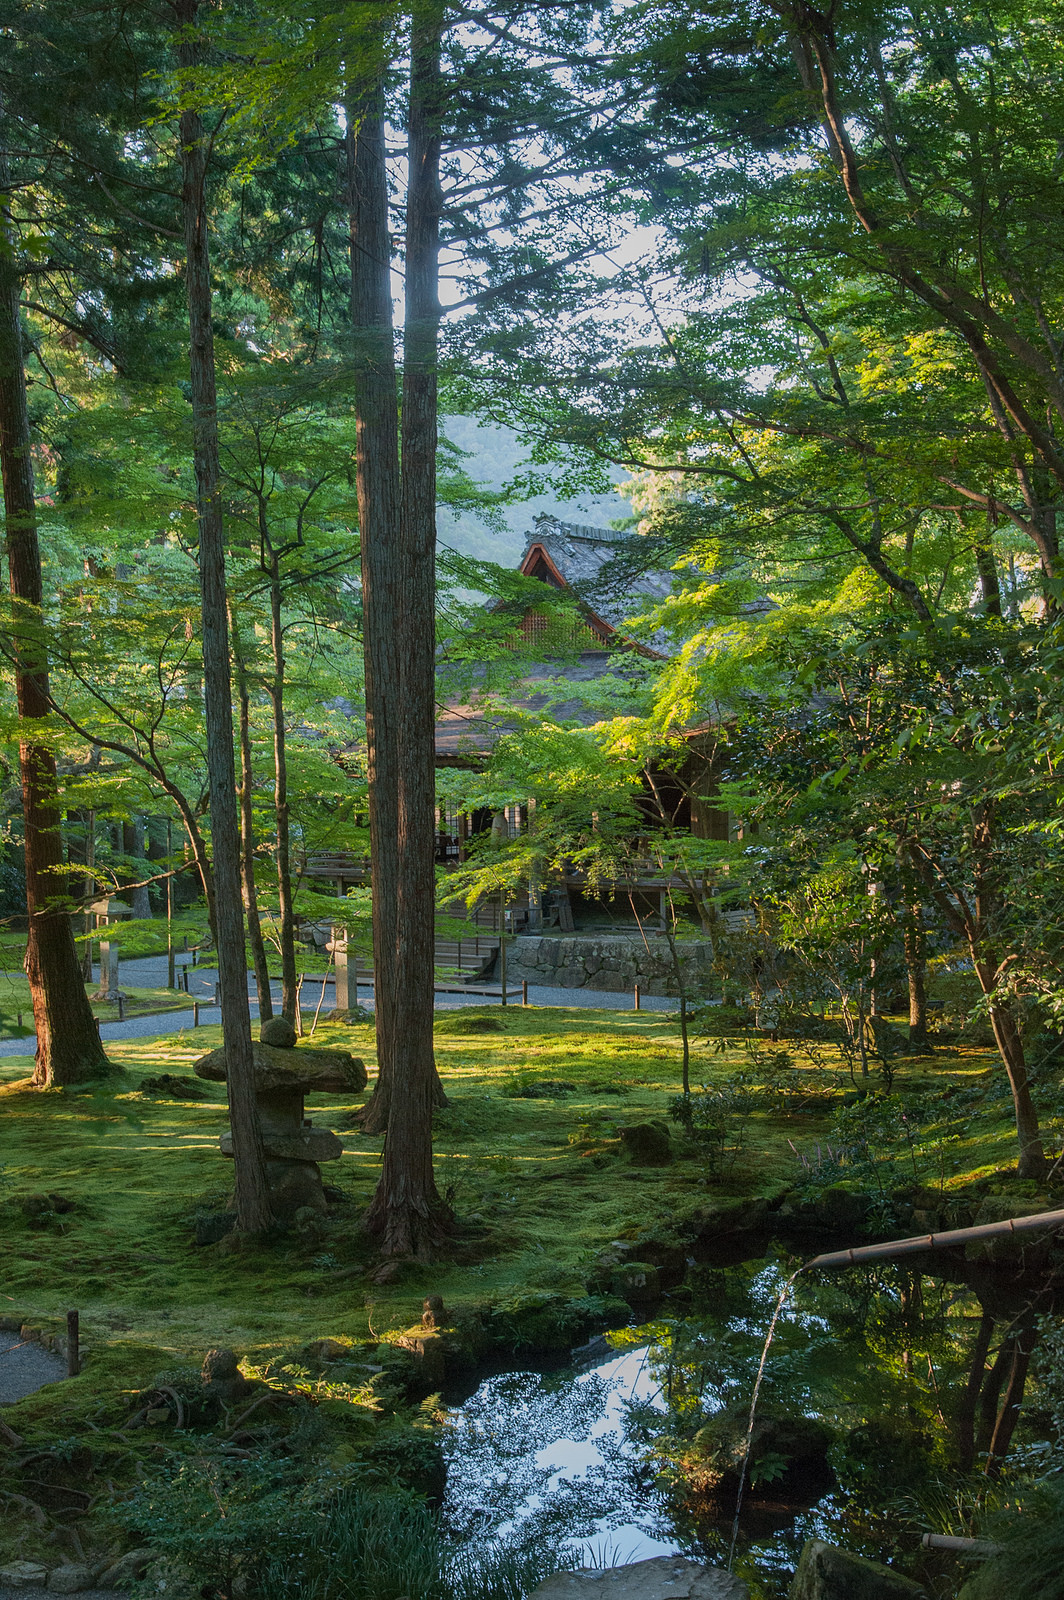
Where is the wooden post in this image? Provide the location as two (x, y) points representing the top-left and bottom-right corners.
(66, 1309), (79, 1377)
(522, 979), (528, 1006)
(193, 1000), (200, 1026)
(634, 984), (641, 1011)
(166, 819), (175, 989)
(499, 890), (507, 1006)
(117, 995), (124, 1022)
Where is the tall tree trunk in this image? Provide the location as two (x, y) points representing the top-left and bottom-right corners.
(365, 3), (452, 1255)
(903, 900), (929, 1047)
(176, 0), (270, 1231)
(973, 953), (1045, 1178)
(0, 193), (110, 1085)
(123, 817), (152, 919)
(233, 634), (273, 1022)
(267, 566), (298, 1020)
(985, 1316), (1038, 1475)
(346, 77), (402, 1136)
(975, 539), (1003, 617)
(956, 1310), (994, 1473)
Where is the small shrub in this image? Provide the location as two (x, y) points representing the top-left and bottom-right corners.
(500, 1076), (577, 1099)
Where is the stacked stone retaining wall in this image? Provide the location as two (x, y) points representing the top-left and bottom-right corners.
(502, 933), (714, 996)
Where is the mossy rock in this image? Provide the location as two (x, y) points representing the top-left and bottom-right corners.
(619, 1121), (673, 1166)
(692, 1406), (834, 1498)
(788, 1539), (925, 1599)
(610, 1260), (660, 1300)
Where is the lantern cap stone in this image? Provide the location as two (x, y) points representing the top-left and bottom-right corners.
(193, 1042), (367, 1094)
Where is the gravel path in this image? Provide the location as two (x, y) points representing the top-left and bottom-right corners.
(0, 957), (677, 1061)
(0, 1333), (66, 1403)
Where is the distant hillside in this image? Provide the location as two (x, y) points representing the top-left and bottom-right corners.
(438, 416), (630, 567)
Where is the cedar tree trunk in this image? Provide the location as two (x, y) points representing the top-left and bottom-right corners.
(364, 4), (452, 1255)
(346, 80), (402, 1134)
(233, 636), (273, 1021)
(0, 223), (110, 1084)
(267, 564), (298, 1021)
(903, 901), (929, 1048)
(177, 0), (270, 1230)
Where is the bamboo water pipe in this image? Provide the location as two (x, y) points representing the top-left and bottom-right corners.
(806, 1207), (1064, 1271)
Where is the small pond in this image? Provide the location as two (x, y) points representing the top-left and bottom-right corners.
(440, 1260), (975, 1597)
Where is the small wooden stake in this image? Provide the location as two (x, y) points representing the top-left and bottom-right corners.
(634, 984), (641, 1011)
(193, 1001), (200, 1026)
(66, 1309), (80, 1377)
(522, 979), (528, 1006)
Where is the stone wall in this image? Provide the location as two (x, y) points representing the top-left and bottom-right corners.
(503, 933), (715, 996)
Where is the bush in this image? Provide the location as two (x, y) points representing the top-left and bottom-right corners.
(121, 1464), (564, 1600)
(961, 1477), (1064, 1600)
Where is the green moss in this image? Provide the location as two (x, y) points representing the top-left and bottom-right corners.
(0, 1008), (1026, 1403)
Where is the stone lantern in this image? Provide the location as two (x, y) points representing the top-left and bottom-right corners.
(194, 1018), (367, 1214)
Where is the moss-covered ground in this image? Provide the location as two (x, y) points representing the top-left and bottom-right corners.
(0, 1006), (1029, 1358)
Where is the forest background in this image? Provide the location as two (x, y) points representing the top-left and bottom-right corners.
(0, 0), (1062, 1245)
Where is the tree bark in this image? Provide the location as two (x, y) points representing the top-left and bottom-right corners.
(233, 635), (273, 1022)
(176, 0), (270, 1231)
(346, 76), (402, 1136)
(0, 187), (111, 1085)
(267, 564), (298, 1021)
(956, 1310), (994, 1472)
(903, 901), (929, 1047)
(364, 3), (452, 1255)
(975, 540), (1003, 617)
(123, 817), (152, 920)
(985, 1316), (1038, 1475)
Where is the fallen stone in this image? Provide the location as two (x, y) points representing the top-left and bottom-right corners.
(0, 1564), (49, 1589)
(531, 1557), (748, 1598)
(47, 1564), (97, 1592)
(96, 1549), (153, 1589)
(788, 1540), (926, 1600)
(194, 1042), (366, 1094)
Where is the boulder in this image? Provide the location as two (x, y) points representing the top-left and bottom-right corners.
(47, 1564), (97, 1592)
(530, 1557), (748, 1598)
(0, 1563), (49, 1588)
(788, 1541), (926, 1600)
(96, 1548), (153, 1589)
(194, 1041), (366, 1094)
(692, 1410), (833, 1497)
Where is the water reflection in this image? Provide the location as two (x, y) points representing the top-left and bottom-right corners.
(442, 1347), (685, 1566)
